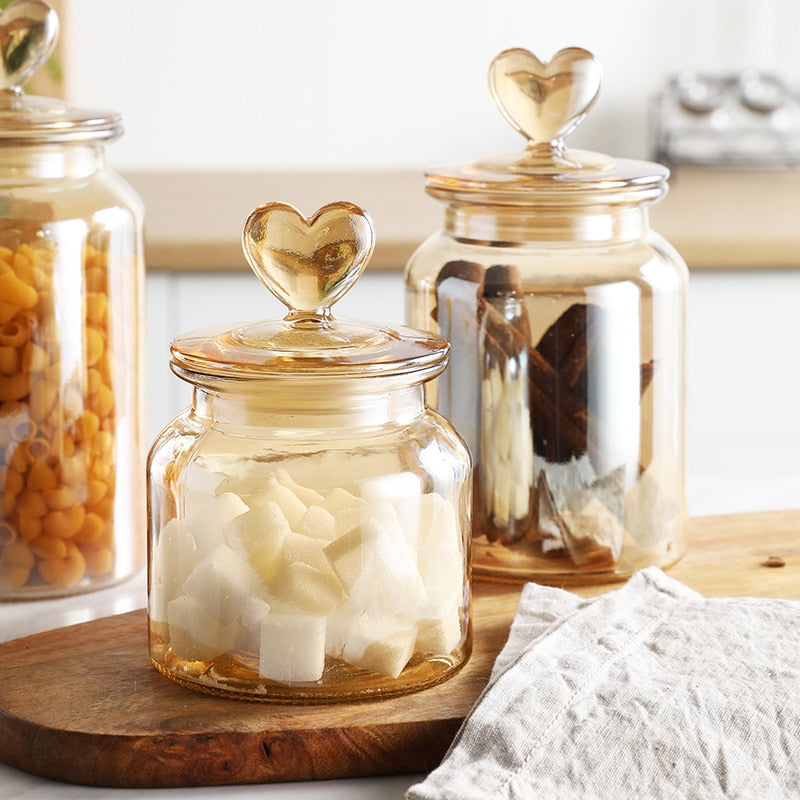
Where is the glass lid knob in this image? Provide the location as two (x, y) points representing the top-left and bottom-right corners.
(488, 46), (602, 148)
(242, 200), (375, 326)
(0, 0), (58, 93)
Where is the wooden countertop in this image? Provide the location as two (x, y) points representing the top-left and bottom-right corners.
(127, 167), (800, 273)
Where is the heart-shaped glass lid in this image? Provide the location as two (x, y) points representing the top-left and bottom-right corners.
(0, 0), (121, 142)
(426, 46), (667, 206)
(171, 201), (448, 381)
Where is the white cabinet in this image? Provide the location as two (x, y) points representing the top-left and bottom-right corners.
(146, 269), (800, 517)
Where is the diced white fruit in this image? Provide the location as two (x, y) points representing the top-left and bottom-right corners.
(282, 531), (329, 572)
(182, 461), (225, 501)
(167, 594), (239, 662)
(320, 487), (364, 515)
(259, 612), (326, 683)
(332, 504), (367, 537)
(416, 493), (465, 608)
(271, 561), (343, 613)
(150, 516), (197, 621)
(236, 596), (272, 652)
(416, 601), (463, 655)
(187, 491), (250, 560)
(358, 473), (423, 550)
(273, 468), (324, 507)
(316, 487), (367, 537)
(182, 544), (266, 625)
(250, 475), (308, 528)
(324, 503), (427, 620)
(223, 500), (290, 583)
(359, 626), (417, 679)
(296, 505), (336, 542)
(326, 608), (416, 679)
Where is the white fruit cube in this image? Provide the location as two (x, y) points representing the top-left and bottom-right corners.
(326, 607), (416, 679)
(359, 625), (417, 679)
(181, 544), (265, 625)
(259, 613), (326, 683)
(282, 531), (329, 572)
(416, 493), (465, 608)
(320, 487), (364, 515)
(320, 488), (365, 537)
(416, 601), (463, 655)
(236, 596), (272, 653)
(358, 473), (423, 549)
(151, 516), (197, 621)
(187, 491), (249, 559)
(324, 505), (427, 621)
(271, 560), (343, 614)
(167, 594), (239, 662)
(274, 468), (324, 507)
(296, 505), (336, 541)
(224, 500), (290, 583)
(250, 475), (308, 528)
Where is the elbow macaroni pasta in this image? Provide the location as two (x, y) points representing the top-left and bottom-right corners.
(0, 240), (122, 592)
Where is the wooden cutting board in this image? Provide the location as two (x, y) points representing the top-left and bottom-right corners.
(0, 510), (798, 788)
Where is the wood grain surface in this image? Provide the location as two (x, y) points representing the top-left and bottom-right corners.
(0, 510), (798, 788)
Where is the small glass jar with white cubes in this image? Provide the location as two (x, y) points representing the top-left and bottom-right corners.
(147, 201), (472, 702)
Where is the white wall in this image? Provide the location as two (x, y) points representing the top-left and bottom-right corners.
(64, 0), (800, 171)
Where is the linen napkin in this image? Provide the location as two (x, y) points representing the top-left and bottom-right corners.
(407, 567), (800, 800)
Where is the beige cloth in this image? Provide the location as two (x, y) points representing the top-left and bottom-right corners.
(407, 567), (800, 799)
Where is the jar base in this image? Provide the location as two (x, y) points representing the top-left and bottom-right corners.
(149, 642), (471, 704)
(472, 536), (687, 587)
(0, 568), (143, 601)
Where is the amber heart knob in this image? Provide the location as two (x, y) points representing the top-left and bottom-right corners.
(488, 47), (601, 146)
(242, 201), (375, 320)
(0, 0), (58, 91)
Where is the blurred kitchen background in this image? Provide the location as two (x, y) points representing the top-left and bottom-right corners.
(57, 0), (800, 517)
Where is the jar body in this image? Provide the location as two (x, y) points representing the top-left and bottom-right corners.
(0, 144), (145, 598)
(147, 382), (472, 702)
(405, 205), (688, 584)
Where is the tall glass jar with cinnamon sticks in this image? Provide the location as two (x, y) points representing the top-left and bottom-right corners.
(405, 47), (688, 584)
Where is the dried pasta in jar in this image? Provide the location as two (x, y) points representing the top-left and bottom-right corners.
(0, 4), (145, 597)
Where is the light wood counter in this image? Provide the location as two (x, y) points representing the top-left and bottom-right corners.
(128, 167), (800, 273)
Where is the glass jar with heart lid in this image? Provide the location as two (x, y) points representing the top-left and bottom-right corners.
(0, 0), (145, 598)
(147, 200), (472, 702)
(405, 47), (689, 585)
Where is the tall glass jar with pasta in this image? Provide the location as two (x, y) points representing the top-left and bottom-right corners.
(0, 1), (145, 597)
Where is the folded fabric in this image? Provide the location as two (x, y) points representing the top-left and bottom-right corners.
(407, 567), (800, 800)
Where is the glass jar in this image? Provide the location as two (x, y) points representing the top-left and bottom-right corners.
(0, 1), (145, 598)
(405, 47), (688, 585)
(147, 201), (472, 702)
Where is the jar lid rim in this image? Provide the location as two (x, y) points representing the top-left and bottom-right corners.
(425, 147), (669, 207)
(169, 318), (449, 383)
(0, 92), (122, 142)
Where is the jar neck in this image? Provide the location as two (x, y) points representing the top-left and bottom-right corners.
(0, 142), (104, 184)
(444, 202), (649, 244)
(191, 381), (427, 431)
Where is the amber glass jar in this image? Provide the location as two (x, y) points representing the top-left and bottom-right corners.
(405, 47), (688, 585)
(0, 1), (145, 597)
(147, 201), (472, 702)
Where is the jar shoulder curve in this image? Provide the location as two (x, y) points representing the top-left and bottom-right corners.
(147, 409), (212, 476)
